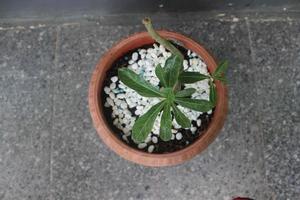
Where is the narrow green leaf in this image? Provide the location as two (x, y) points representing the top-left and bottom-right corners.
(213, 60), (228, 77)
(213, 75), (227, 84)
(175, 97), (214, 112)
(118, 68), (162, 97)
(209, 81), (217, 106)
(212, 60), (228, 84)
(164, 55), (182, 87)
(179, 72), (209, 84)
(132, 101), (165, 143)
(161, 88), (175, 104)
(172, 104), (191, 128)
(160, 103), (172, 141)
(175, 88), (196, 98)
(155, 64), (167, 87)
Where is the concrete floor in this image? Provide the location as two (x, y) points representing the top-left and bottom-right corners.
(0, 12), (299, 199)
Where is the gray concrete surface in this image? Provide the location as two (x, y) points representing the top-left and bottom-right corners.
(0, 12), (299, 199)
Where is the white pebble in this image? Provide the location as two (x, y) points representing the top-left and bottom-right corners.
(147, 145), (155, 153)
(117, 93), (125, 99)
(145, 135), (152, 143)
(171, 134), (175, 140)
(136, 105), (144, 111)
(134, 109), (141, 116)
(138, 143), (147, 149)
(152, 136), (158, 144)
(111, 76), (118, 82)
(176, 132), (183, 140)
(183, 60), (189, 70)
(109, 92), (115, 99)
(191, 127), (197, 133)
(106, 97), (114, 106)
(120, 102), (127, 109)
(137, 60), (144, 66)
(115, 99), (121, 106)
(197, 119), (202, 127)
(122, 135), (129, 143)
(131, 63), (138, 70)
(123, 127), (130, 134)
(191, 52), (197, 57)
(110, 82), (116, 89)
(159, 45), (166, 52)
(132, 52), (138, 61)
(104, 86), (110, 94)
(113, 118), (118, 125)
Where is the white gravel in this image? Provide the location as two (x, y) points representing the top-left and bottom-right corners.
(104, 43), (212, 153)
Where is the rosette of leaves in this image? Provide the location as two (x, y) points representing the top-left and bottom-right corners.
(118, 18), (228, 144)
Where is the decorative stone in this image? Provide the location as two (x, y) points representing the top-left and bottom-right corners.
(176, 132), (183, 140)
(111, 76), (118, 82)
(132, 52), (138, 61)
(138, 143), (147, 149)
(147, 145), (155, 153)
(152, 136), (158, 144)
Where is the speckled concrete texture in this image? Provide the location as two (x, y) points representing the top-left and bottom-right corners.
(249, 20), (300, 199)
(0, 13), (299, 200)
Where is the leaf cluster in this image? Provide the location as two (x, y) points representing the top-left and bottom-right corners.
(117, 18), (228, 144)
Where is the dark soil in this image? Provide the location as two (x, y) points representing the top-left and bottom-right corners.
(101, 42), (214, 154)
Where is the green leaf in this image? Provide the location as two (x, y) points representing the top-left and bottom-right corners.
(160, 103), (172, 141)
(213, 75), (227, 84)
(132, 101), (165, 143)
(161, 88), (175, 104)
(175, 97), (214, 112)
(175, 88), (196, 98)
(213, 60), (228, 77)
(212, 61), (228, 84)
(209, 81), (217, 106)
(164, 55), (182, 87)
(118, 68), (162, 97)
(172, 104), (191, 128)
(178, 72), (209, 84)
(155, 64), (167, 87)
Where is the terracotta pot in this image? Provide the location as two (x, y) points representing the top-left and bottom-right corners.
(89, 31), (228, 167)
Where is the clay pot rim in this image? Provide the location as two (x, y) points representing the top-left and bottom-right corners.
(89, 30), (228, 167)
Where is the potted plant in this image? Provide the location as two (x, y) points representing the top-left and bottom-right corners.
(89, 18), (228, 166)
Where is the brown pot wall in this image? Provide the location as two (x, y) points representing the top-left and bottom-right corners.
(89, 31), (228, 167)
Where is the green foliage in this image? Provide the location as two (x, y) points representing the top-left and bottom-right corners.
(118, 68), (162, 97)
(116, 18), (228, 144)
(132, 101), (165, 143)
(174, 98), (214, 112)
(209, 80), (217, 106)
(175, 88), (196, 98)
(160, 103), (172, 141)
(163, 55), (182, 87)
(155, 64), (167, 87)
(172, 104), (191, 128)
(212, 61), (228, 84)
(179, 71), (210, 83)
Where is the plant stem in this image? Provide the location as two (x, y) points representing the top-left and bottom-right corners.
(142, 17), (184, 61)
